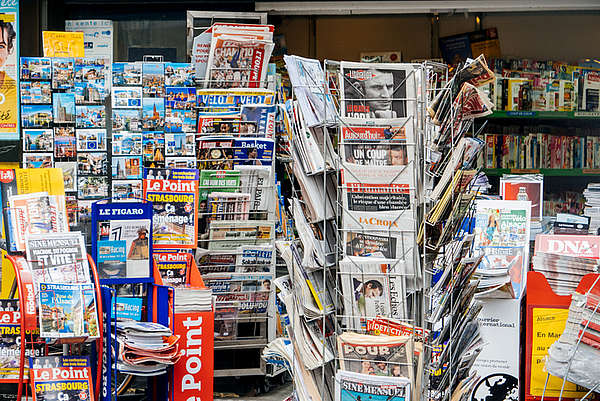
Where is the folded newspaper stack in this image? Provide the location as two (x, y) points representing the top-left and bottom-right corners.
(174, 286), (212, 313)
(584, 183), (600, 235)
(116, 321), (182, 376)
(532, 235), (600, 296)
(546, 288), (600, 392)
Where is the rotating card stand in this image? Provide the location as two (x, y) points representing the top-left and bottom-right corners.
(2, 252), (104, 401)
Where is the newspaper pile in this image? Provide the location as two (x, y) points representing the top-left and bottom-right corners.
(584, 183), (600, 234)
(174, 287), (213, 313)
(545, 284), (600, 393)
(532, 234), (600, 296)
(193, 23), (275, 89)
(116, 321), (182, 376)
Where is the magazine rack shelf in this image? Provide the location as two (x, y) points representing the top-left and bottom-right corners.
(2, 252), (104, 401)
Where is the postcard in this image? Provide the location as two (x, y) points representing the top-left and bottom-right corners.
(141, 97), (165, 131)
(52, 93), (76, 123)
(22, 129), (53, 152)
(21, 104), (52, 128)
(112, 180), (143, 201)
(142, 62), (165, 97)
(55, 162), (77, 192)
(112, 155), (143, 179)
(112, 109), (142, 132)
(54, 127), (76, 159)
(113, 62), (142, 86)
(77, 152), (107, 176)
(165, 87), (196, 109)
(52, 58), (75, 89)
(112, 86), (142, 108)
(112, 132), (143, 155)
(20, 57), (51, 80)
(78, 177), (109, 200)
(165, 108), (196, 133)
(75, 105), (105, 128)
(165, 156), (196, 169)
(23, 153), (53, 169)
(165, 63), (194, 86)
(142, 131), (165, 165)
(165, 133), (195, 156)
(76, 129), (107, 151)
(20, 81), (51, 104)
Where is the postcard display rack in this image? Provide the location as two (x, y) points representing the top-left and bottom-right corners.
(1, 250), (104, 401)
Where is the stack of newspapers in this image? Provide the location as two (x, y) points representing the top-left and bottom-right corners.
(115, 321), (181, 376)
(584, 183), (600, 234)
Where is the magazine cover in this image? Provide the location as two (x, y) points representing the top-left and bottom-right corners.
(20, 57), (51, 80)
(78, 176), (109, 200)
(30, 356), (93, 401)
(473, 200), (531, 298)
(113, 62), (141, 86)
(25, 232), (90, 285)
(205, 33), (274, 89)
(76, 128), (107, 151)
(340, 117), (414, 167)
(339, 257), (408, 330)
(197, 136), (235, 170)
(38, 282), (85, 338)
(112, 180), (142, 202)
(21, 104), (52, 128)
(165, 108), (196, 133)
(339, 62), (416, 119)
(235, 245), (274, 272)
(97, 219), (150, 279)
(165, 62), (194, 86)
(198, 170), (241, 201)
(234, 165), (274, 212)
(341, 166), (414, 213)
(53, 126), (76, 158)
(214, 304), (238, 340)
(338, 332), (413, 380)
(142, 62), (165, 97)
(143, 168), (199, 249)
(112, 132), (142, 155)
(112, 108), (142, 132)
(154, 252), (189, 286)
(77, 152), (107, 175)
(20, 81), (51, 104)
(335, 370), (411, 401)
(112, 155), (142, 179)
(0, 301), (43, 379)
(112, 86), (142, 108)
(165, 87), (196, 109)
(22, 153), (53, 169)
(8, 193), (55, 251)
(208, 220), (274, 251)
(75, 105), (105, 129)
(233, 137), (274, 166)
(141, 97), (165, 131)
(142, 131), (165, 167)
(55, 162), (77, 192)
(196, 88), (275, 116)
(23, 129), (53, 152)
(240, 104), (276, 137)
(52, 58), (74, 89)
(500, 175), (543, 222)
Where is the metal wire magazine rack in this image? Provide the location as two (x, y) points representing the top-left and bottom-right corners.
(280, 57), (455, 401)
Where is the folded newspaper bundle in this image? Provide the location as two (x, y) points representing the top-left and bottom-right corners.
(115, 321), (182, 376)
(174, 286), (213, 313)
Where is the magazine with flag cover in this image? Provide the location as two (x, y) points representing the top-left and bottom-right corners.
(472, 200), (531, 299)
(337, 332), (413, 381)
(30, 356), (94, 401)
(25, 232), (90, 286)
(340, 117), (414, 167)
(340, 62), (417, 119)
(143, 168), (199, 249)
(196, 88), (275, 116)
(335, 370), (411, 401)
(339, 256), (409, 330)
